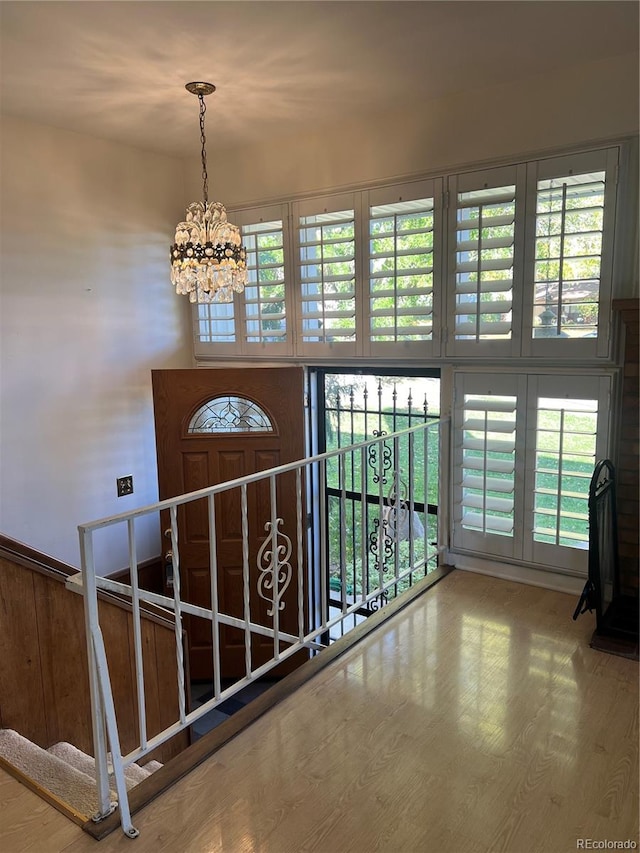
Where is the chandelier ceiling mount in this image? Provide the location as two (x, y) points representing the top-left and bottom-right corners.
(184, 81), (216, 97)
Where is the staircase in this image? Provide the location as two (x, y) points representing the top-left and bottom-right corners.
(0, 729), (161, 820)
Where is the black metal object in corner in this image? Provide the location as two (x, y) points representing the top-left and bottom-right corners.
(573, 459), (639, 642)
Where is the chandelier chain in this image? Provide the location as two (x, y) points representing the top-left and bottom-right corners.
(199, 94), (208, 205)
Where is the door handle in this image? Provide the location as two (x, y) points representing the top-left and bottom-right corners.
(164, 549), (174, 589)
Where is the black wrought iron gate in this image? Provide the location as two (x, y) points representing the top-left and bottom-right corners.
(314, 369), (440, 636)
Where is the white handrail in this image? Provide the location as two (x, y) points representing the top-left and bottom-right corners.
(77, 421), (440, 534)
(78, 417), (448, 837)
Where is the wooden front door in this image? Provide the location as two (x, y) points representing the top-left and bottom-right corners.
(152, 368), (306, 681)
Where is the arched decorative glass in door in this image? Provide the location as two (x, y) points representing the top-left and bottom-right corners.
(187, 396), (274, 434)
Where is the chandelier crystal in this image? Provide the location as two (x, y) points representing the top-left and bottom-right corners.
(171, 83), (247, 304)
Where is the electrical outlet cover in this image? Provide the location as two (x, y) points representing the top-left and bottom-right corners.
(117, 475), (133, 497)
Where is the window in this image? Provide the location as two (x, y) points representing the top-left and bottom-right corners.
(369, 198), (434, 341)
(192, 144), (624, 362)
(184, 142), (630, 591)
(453, 372), (610, 574)
(522, 374), (610, 571)
(243, 220), (286, 345)
(193, 203), (291, 357)
(447, 165), (524, 356)
(187, 396), (274, 433)
(531, 396), (597, 549)
(533, 174), (605, 341)
(366, 179), (442, 357)
(453, 374), (525, 560)
(197, 299), (236, 344)
(314, 369), (441, 627)
(523, 148), (619, 358)
(294, 193), (357, 355)
(459, 394), (517, 537)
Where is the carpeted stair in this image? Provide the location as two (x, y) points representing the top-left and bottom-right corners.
(0, 729), (161, 818)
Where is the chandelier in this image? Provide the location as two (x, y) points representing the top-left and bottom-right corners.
(170, 82), (247, 304)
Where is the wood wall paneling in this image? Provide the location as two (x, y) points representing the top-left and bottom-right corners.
(0, 549), (188, 767)
(0, 557), (48, 746)
(32, 571), (93, 752)
(613, 299), (639, 596)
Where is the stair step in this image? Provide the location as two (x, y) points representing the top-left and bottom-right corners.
(47, 742), (159, 789)
(0, 729), (116, 817)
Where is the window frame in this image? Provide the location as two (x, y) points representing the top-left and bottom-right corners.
(521, 373), (611, 572)
(446, 164), (526, 358)
(452, 369), (612, 577)
(364, 178), (443, 359)
(193, 202), (293, 359)
(521, 148), (619, 360)
(452, 372), (527, 560)
(293, 191), (361, 359)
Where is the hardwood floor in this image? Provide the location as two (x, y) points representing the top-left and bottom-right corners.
(1, 570), (638, 852)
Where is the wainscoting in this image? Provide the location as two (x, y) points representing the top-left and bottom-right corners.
(0, 537), (188, 764)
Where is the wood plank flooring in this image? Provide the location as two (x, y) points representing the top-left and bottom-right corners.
(1, 570), (638, 853)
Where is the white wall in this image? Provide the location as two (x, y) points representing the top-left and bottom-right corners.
(0, 116), (193, 573)
(186, 52), (639, 205)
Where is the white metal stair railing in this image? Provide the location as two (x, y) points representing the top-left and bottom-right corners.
(71, 418), (448, 838)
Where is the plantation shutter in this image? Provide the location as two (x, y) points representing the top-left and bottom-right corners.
(193, 203), (292, 358)
(453, 371), (612, 576)
(523, 148), (618, 359)
(195, 299), (237, 348)
(447, 166), (525, 357)
(365, 179), (442, 357)
(294, 193), (359, 357)
(242, 219), (287, 347)
(452, 373), (526, 559)
(522, 374), (610, 573)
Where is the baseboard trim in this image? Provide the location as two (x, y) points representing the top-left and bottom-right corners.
(452, 554), (585, 596)
(83, 564), (453, 840)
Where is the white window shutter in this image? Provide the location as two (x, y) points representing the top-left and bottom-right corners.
(364, 179), (442, 358)
(522, 147), (619, 359)
(242, 221), (287, 347)
(446, 165), (525, 357)
(452, 373), (526, 559)
(193, 298), (237, 349)
(522, 374), (611, 573)
(193, 203), (292, 358)
(293, 193), (359, 358)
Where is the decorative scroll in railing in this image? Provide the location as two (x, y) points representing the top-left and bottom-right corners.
(75, 418), (447, 837)
(323, 377), (440, 629)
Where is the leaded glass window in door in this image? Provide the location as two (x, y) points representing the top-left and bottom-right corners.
(188, 396), (274, 433)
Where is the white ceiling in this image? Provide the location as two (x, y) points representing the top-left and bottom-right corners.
(1, 1), (638, 158)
